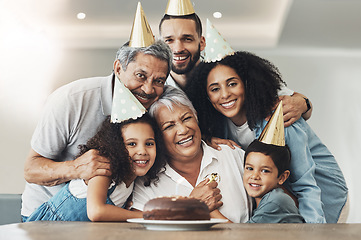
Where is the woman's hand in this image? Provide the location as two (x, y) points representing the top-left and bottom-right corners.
(189, 179), (223, 212)
(205, 137), (241, 151)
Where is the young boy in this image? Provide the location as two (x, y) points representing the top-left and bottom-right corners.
(243, 102), (305, 223)
(243, 140), (305, 223)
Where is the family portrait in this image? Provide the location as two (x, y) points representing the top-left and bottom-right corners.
(1, 0), (360, 239)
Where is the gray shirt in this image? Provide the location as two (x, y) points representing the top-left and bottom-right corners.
(21, 74), (113, 217)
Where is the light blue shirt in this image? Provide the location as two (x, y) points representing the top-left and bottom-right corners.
(247, 188), (305, 223)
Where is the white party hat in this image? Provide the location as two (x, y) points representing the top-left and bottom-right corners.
(111, 78), (146, 123)
(204, 19), (235, 62)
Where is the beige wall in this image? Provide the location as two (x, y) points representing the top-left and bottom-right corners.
(0, 48), (116, 195)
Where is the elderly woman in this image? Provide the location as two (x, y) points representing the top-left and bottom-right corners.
(132, 86), (251, 223)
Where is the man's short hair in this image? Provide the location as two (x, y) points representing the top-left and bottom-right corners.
(159, 13), (203, 37)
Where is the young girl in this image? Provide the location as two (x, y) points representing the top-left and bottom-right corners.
(26, 114), (166, 222)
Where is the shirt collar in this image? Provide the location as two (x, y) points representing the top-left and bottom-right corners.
(200, 141), (218, 171)
(163, 141), (219, 183)
(100, 73), (114, 116)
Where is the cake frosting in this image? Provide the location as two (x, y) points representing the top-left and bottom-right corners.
(143, 196), (210, 220)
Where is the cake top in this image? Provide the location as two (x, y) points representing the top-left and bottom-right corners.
(143, 196), (208, 211)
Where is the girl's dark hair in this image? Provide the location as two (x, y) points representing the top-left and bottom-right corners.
(245, 140), (291, 177)
(185, 51), (285, 141)
(77, 114), (166, 186)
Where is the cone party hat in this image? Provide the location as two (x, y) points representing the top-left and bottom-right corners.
(165, 0), (195, 16)
(258, 101), (285, 146)
(111, 77), (146, 123)
(129, 2), (155, 47)
(204, 19), (235, 63)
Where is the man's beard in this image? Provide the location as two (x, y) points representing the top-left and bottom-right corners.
(172, 45), (201, 75)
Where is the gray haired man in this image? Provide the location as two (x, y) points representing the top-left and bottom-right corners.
(21, 40), (172, 221)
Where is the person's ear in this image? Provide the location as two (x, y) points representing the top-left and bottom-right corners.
(200, 36), (206, 51)
(113, 59), (123, 76)
(278, 170), (290, 185)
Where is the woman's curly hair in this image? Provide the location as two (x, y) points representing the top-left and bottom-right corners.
(77, 114), (166, 187)
(185, 51), (285, 141)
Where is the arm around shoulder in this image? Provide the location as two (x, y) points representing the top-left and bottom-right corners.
(24, 149), (77, 186)
(24, 148), (111, 187)
(279, 92), (313, 127)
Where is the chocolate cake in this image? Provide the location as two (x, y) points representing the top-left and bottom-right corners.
(143, 196), (210, 220)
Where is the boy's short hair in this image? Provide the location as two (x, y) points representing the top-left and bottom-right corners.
(245, 140), (291, 177)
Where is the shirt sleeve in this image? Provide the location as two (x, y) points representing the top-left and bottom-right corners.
(284, 119), (326, 223)
(232, 147), (246, 172)
(31, 88), (73, 159)
(278, 82), (294, 96)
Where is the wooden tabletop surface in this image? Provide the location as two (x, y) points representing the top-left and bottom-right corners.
(1, 221), (360, 240)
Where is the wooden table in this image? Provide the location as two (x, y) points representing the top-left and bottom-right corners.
(1, 222), (360, 240)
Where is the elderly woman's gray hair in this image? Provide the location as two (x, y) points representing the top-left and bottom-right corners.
(148, 85), (198, 120)
(115, 40), (172, 75)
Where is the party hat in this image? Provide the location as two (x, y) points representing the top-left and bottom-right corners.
(111, 77), (146, 123)
(204, 19), (235, 63)
(129, 2), (155, 47)
(165, 0), (195, 16)
(258, 101), (285, 146)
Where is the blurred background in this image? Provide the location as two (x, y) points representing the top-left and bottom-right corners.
(1, 0), (360, 222)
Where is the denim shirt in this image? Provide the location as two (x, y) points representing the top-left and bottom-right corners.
(247, 188), (305, 223)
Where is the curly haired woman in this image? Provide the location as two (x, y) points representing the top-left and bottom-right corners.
(185, 51), (348, 223)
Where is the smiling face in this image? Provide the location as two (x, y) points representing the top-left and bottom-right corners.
(122, 122), (157, 177)
(155, 104), (202, 163)
(114, 52), (169, 109)
(160, 18), (205, 75)
(206, 64), (247, 126)
(243, 152), (289, 207)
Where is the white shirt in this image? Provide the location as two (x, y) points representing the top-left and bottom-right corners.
(278, 82), (294, 96)
(165, 74), (181, 89)
(226, 119), (256, 150)
(132, 141), (251, 223)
